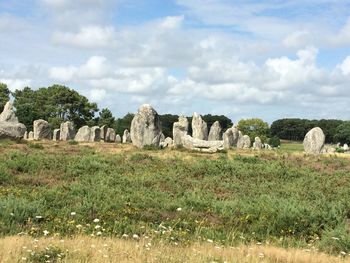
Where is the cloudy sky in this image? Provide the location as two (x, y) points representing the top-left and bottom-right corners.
(1, 0), (350, 123)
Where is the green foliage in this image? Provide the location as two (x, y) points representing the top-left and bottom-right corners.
(238, 118), (269, 142)
(334, 121), (350, 145)
(0, 83), (10, 113)
(0, 146), (350, 254)
(13, 85), (98, 130)
(268, 136), (281, 147)
(28, 245), (65, 263)
(98, 108), (115, 127)
(159, 114), (179, 138)
(28, 143), (44, 150)
(271, 119), (344, 143)
(115, 113), (134, 135)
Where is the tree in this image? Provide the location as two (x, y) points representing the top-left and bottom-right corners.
(238, 118), (270, 142)
(13, 85), (98, 130)
(0, 83), (10, 113)
(98, 108), (115, 128)
(334, 121), (350, 145)
(115, 113), (135, 135)
(159, 114), (179, 138)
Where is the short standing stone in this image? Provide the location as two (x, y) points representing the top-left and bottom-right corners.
(208, 121), (222, 141)
(160, 137), (173, 148)
(115, 134), (122, 143)
(60, 121), (75, 141)
(90, 126), (101, 142)
(344, 144), (349, 151)
(53, 129), (60, 141)
(28, 131), (34, 140)
(192, 113), (208, 140)
(75, 126), (91, 142)
(123, 129), (131, 143)
(223, 126), (239, 149)
(130, 104), (162, 148)
(105, 128), (116, 142)
(253, 137), (263, 150)
(23, 131), (28, 140)
(303, 127), (325, 154)
(33, 119), (51, 140)
(237, 135), (251, 149)
(173, 115), (189, 148)
(100, 125), (108, 141)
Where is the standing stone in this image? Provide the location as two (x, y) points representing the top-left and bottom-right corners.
(28, 131), (34, 140)
(74, 126), (91, 142)
(90, 126), (101, 142)
(253, 137), (263, 150)
(60, 121), (75, 141)
(115, 134), (122, 143)
(33, 119), (51, 140)
(208, 121), (222, 141)
(0, 101), (27, 139)
(105, 128), (116, 142)
(192, 113), (208, 140)
(130, 104), (162, 148)
(53, 129), (60, 141)
(160, 132), (165, 143)
(100, 125), (108, 141)
(303, 127), (325, 154)
(344, 144), (349, 151)
(123, 129), (131, 143)
(223, 126), (239, 149)
(173, 115), (189, 148)
(23, 131), (28, 140)
(161, 137), (173, 148)
(237, 135), (251, 149)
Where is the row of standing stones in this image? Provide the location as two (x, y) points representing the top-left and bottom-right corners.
(0, 101), (348, 154)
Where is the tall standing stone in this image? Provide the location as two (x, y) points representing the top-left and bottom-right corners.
(237, 135), (251, 149)
(253, 137), (263, 150)
(173, 115), (189, 148)
(0, 101), (18, 123)
(53, 129), (60, 141)
(28, 131), (34, 140)
(130, 104), (162, 148)
(208, 121), (222, 141)
(0, 101), (26, 139)
(223, 126), (239, 149)
(123, 129), (131, 143)
(74, 126), (91, 142)
(33, 119), (51, 140)
(100, 125), (108, 141)
(90, 126), (101, 142)
(105, 128), (116, 142)
(60, 121), (75, 141)
(192, 113), (208, 140)
(303, 127), (325, 154)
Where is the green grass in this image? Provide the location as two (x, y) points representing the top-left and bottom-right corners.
(279, 140), (304, 153)
(0, 142), (349, 255)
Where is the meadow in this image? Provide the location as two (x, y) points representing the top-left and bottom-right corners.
(0, 139), (350, 262)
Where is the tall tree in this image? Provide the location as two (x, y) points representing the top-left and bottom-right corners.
(98, 108), (115, 127)
(238, 118), (270, 142)
(0, 83), (11, 113)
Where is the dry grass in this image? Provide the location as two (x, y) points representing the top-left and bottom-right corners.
(0, 236), (348, 263)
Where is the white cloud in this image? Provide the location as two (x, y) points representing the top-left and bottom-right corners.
(0, 78), (32, 91)
(338, 56), (350, 75)
(160, 16), (184, 29)
(283, 31), (312, 48)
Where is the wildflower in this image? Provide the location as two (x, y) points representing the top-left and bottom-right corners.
(133, 234), (140, 240)
(93, 218), (100, 223)
(43, 230), (49, 236)
(35, 216), (43, 219)
(207, 239), (213, 243)
(95, 225), (101, 229)
(76, 224), (83, 229)
(332, 237), (340, 240)
(10, 212), (14, 216)
(96, 231), (102, 236)
(258, 253), (264, 258)
(122, 234), (129, 238)
(21, 257), (27, 261)
(176, 207), (182, 212)
(70, 212), (76, 216)
(340, 251), (346, 255)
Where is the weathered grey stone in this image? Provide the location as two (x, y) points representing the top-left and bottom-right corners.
(237, 135), (251, 149)
(33, 119), (51, 140)
(253, 137), (263, 150)
(0, 101), (18, 123)
(90, 126), (101, 142)
(123, 129), (131, 143)
(264, 143), (272, 150)
(75, 126), (91, 142)
(192, 113), (208, 140)
(160, 132), (165, 143)
(160, 137), (173, 148)
(223, 126), (239, 149)
(23, 131), (28, 140)
(344, 144), (349, 151)
(60, 121), (75, 141)
(321, 145), (336, 154)
(303, 127), (325, 154)
(183, 135), (224, 153)
(28, 131), (34, 140)
(53, 129), (60, 141)
(208, 121), (222, 141)
(100, 125), (108, 141)
(115, 134), (122, 143)
(105, 128), (116, 142)
(173, 115), (189, 148)
(130, 104), (162, 148)
(0, 101), (26, 139)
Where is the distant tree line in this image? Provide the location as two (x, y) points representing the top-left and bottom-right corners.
(0, 83), (349, 144)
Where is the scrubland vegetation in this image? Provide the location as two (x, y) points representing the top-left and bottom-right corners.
(0, 140), (350, 262)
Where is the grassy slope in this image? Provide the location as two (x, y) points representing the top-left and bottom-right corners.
(0, 140), (350, 261)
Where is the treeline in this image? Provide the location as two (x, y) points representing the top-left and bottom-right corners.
(0, 83), (349, 144)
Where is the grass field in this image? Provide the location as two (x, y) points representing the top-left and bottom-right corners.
(0, 139), (350, 262)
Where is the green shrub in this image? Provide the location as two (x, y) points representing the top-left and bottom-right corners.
(268, 136), (281, 147)
(28, 143), (44, 149)
(68, 140), (79, 145)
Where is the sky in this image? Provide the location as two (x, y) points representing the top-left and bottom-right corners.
(1, 0), (350, 123)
